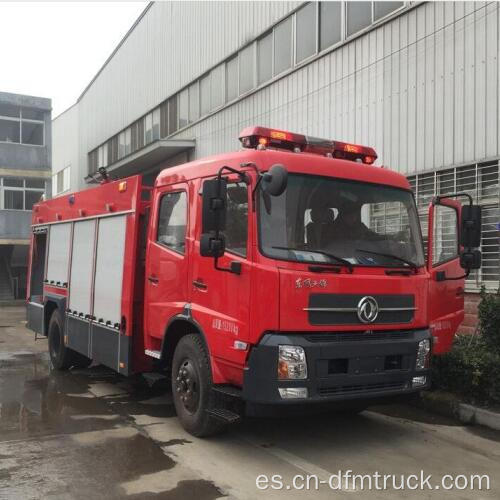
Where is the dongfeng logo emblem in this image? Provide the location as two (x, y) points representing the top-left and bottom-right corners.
(357, 296), (379, 324)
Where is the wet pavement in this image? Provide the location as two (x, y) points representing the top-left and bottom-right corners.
(1, 305), (499, 499)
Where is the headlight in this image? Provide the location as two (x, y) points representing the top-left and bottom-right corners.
(278, 345), (307, 380)
(416, 339), (431, 370)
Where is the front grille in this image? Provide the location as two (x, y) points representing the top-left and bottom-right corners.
(319, 381), (407, 397)
(304, 330), (414, 343)
(308, 293), (415, 326)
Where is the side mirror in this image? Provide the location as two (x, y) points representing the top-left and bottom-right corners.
(200, 233), (225, 258)
(261, 164), (288, 197)
(201, 177), (227, 258)
(460, 249), (482, 270)
(460, 205), (482, 248)
(202, 178), (227, 233)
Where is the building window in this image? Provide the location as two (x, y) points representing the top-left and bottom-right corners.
(97, 143), (108, 169)
(226, 56), (238, 102)
(152, 108), (160, 140)
(157, 191), (187, 254)
(168, 96), (178, 135)
(21, 121), (43, 145)
(189, 82), (199, 123)
(374, 1), (403, 21)
(118, 130), (126, 159)
(0, 177), (45, 210)
(296, 3), (317, 64)
(144, 112), (153, 144)
(408, 161), (500, 291)
(257, 32), (273, 85)
(53, 167), (70, 196)
(346, 1), (372, 37)
(239, 44), (255, 95)
(211, 64), (225, 109)
(274, 17), (292, 76)
(0, 119), (20, 143)
(160, 101), (168, 137)
(179, 89), (189, 129)
(320, 2), (342, 51)
(200, 73), (211, 115)
(0, 104), (45, 146)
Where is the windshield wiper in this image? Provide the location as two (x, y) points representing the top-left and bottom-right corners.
(271, 246), (353, 273)
(356, 248), (418, 272)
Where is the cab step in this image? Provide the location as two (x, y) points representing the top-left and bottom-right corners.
(212, 385), (243, 399)
(206, 408), (241, 424)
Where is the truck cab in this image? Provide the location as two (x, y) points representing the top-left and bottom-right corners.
(141, 127), (482, 435)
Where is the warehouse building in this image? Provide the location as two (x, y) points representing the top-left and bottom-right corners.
(0, 92), (51, 300)
(52, 1), (499, 322)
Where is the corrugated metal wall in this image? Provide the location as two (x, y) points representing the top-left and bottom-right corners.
(61, 1), (500, 180)
(76, 1), (299, 168)
(172, 1), (499, 175)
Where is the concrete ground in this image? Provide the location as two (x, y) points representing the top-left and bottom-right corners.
(0, 306), (498, 500)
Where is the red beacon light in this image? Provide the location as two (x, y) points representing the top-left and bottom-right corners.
(239, 126), (377, 165)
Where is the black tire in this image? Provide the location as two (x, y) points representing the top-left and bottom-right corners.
(47, 309), (81, 370)
(171, 334), (226, 437)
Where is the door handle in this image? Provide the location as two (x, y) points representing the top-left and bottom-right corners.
(192, 279), (207, 290)
(148, 275), (159, 284)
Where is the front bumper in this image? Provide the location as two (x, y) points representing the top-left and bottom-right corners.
(242, 329), (431, 404)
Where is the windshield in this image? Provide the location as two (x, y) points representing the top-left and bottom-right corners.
(258, 173), (425, 268)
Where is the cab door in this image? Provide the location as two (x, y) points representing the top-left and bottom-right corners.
(427, 198), (464, 353)
(189, 176), (252, 385)
(145, 184), (190, 350)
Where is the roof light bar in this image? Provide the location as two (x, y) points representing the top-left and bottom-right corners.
(239, 126), (378, 165)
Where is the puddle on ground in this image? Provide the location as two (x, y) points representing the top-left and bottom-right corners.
(123, 480), (225, 500)
(0, 352), (176, 441)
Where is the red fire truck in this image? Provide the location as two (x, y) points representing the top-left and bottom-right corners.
(26, 126), (482, 436)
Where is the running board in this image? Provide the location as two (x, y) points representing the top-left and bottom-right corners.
(206, 408), (241, 424)
(145, 349), (161, 359)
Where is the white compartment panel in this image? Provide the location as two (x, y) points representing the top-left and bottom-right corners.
(93, 215), (127, 325)
(69, 220), (96, 315)
(46, 223), (71, 285)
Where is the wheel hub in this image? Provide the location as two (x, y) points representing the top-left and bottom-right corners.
(175, 359), (199, 413)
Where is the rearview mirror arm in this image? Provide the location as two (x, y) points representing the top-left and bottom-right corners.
(432, 192), (473, 207)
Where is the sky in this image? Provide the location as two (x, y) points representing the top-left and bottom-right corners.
(0, 1), (148, 117)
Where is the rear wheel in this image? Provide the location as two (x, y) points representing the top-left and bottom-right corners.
(48, 310), (92, 370)
(171, 334), (225, 437)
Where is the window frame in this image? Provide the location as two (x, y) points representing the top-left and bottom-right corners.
(155, 190), (188, 256)
(294, 2), (318, 65)
(0, 177), (46, 210)
(0, 106), (45, 147)
(222, 181), (250, 258)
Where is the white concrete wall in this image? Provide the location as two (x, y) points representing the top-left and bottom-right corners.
(52, 104), (82, 192)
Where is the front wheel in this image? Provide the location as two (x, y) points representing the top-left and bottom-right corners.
(171, 334), (225, 437)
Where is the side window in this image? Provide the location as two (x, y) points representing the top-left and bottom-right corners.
(222, 182), (248, 257)
(157, 191), (187, 254)
(433, 205), (458, 266)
